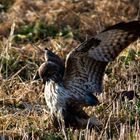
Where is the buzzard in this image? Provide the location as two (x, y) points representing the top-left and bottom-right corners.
(36, 21), (140, 128)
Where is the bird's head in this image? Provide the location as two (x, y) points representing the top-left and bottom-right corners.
(38, 61), (64, 83)
(34, 48), (64, 84)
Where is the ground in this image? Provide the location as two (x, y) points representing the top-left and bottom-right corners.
(0, 0), (140, 139)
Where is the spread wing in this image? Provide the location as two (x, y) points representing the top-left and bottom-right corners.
(63, 21), (140, 106)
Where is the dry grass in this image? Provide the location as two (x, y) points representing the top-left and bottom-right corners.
(0, 0), (140, 139)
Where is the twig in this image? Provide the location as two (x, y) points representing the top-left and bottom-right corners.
(10, 64), (28, 80)
(98, 111), (113, 140)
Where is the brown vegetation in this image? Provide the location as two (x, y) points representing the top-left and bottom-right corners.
(0, 0), (140, 139)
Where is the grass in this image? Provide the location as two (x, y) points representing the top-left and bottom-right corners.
(0, 0), (140, 139)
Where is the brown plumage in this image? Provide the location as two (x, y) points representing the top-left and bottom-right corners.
(36, 21), (140, 128)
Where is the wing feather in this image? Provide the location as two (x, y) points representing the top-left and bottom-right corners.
(63, 21), (140, 106)
(89, 21), (140, 61)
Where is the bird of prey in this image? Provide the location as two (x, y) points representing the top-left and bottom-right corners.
(36, 21), (140, 128)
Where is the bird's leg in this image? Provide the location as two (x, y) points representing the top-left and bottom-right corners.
(63, 104), (103, 129)
(55, 109), (68, 140)
(52, 104), (102, 130)
(52, 108), (67, 129)
(57, 108), (65, 127)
